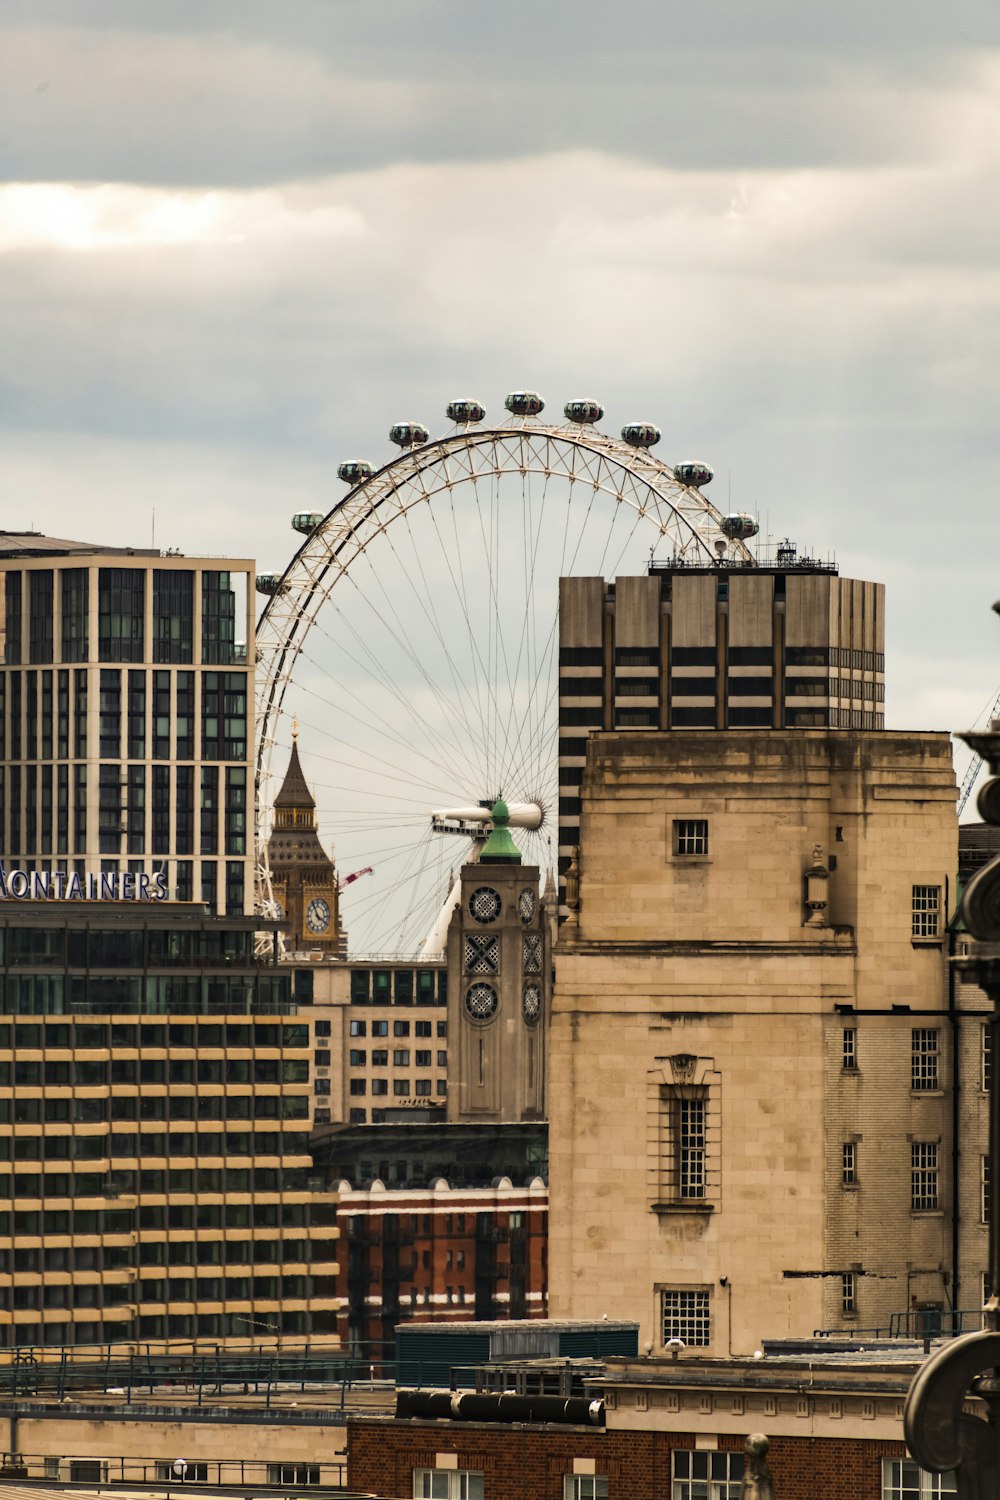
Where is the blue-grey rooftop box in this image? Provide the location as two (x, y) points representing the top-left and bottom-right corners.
(395, 1319), (639, 1388)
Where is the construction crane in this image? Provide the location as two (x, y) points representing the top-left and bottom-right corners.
(958, 687), (1000, 815)
(337, 865), (373, 893)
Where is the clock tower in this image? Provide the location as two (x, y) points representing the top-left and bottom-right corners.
(445, 797), (549, 1123)
(266, 734), (341, 954)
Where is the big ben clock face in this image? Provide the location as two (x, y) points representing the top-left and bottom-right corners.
(306, 897), (331, 934)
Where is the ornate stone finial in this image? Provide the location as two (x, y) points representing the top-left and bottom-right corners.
(564, 846), (581, 912)
(741, 1434), (776, 1500)
(803, 844), (829, 926)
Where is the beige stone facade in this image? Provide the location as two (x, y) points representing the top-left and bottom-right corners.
(305, 959), (449, 1127)
(548, 729), (957, 1355)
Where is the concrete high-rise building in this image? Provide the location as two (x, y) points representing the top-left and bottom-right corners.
(0, 533), (254, 914)
(0, 898), (339, 1349)
(558, 561), (885, 895)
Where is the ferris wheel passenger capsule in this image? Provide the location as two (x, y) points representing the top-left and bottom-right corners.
(719, 513), (759, 542)
(505, 391), (545, 417)
(389, 422), (429, 448)
(621, 423), (661, 449)
(564, 400), (604, 424)
(255, 574), (287, 596)
(446, 400), (486, 424)
(291, 512), (323, 535)
(673, 462), (714, 488)
(337, 460), (375, 485)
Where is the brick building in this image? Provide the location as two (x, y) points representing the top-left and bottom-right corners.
(335, 1178), (547, 1361)
(347, 1344), (955, 1499)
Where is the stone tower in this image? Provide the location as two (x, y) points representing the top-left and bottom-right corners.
(266, 735), (341, 953)
(446, 798), (548, 1122)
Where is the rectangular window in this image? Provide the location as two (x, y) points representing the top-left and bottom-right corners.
(413, 1471), (484, 1500)
(267, 1466), (320, 1487)
(673, 818), (708, 856)
(983, 1024), (992, 1092)
(350, 1020), (366, 1038)
(4, 571), (22, 664)
(841, 1271), (857, 1315)
(912, 1028), (940, 1091)
(671, 1451), (742, 1500)
(98, 567), (145, 662)
(842, 1142), (857, 1185)
(28, 570), (54, 663)
(659, 1085), (713, 1206)
(881, 1458), (956, 1498)
(661, 1288), (710, 1347)
(152, 569), (194, 662)
(842, 1027), (857, 1071)
(61, 568), (89, 662)
(912, 1142), (939, 1211)
(564, 1480), (608, 1500)
(202, 571), (238, 665)
(912, 885), (941, 938)
(679, 1098), (705, 1199)
(983, 1155), (991, 1226)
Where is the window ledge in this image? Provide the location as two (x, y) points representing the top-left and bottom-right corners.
(651, 1202), (715, 1215)
(910, 1209), (943, 1218)
(671, 857), (711, 865)
(911, 938), (943, 948)
(911, 1089), (944, 1098)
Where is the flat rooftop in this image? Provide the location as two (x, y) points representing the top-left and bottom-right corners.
(0, 532), (159, 559)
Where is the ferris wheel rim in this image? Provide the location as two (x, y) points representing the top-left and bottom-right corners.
(253, 419), (756, 909)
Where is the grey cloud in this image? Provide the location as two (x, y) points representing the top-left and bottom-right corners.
(1, 4), (997, 185)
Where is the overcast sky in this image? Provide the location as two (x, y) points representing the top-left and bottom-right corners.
(3, 0), (999, 784)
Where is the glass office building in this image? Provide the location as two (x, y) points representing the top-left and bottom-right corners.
(0, 533), (254, 915)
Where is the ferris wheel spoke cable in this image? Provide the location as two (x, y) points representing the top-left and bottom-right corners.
(335, 561), (476, 794)
(276, 688), (467, 804)
(499, 464), (550, 794)
(510, 676), (559, 806)
(320, 568), (477, 797)
(278, 712), (461, 811)
(301, 614), (473, 795)
(394, 824), (436, 955)
(437, 487), (492, 773)
(285, 681), (466, 802)
(347, 546), (490, 799)
(470, 468), (521, 787)
(356, 830), (449, 953)
(395, 506), (492, 788)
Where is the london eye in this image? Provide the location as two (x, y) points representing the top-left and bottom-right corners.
(253, 394), (758, 954)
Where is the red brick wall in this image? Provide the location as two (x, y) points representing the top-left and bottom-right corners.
(347, 1418), (908, 1500)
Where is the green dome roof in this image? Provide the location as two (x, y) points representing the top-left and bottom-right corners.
(478, 796), (522, 864)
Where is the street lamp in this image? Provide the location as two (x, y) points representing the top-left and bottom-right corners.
(904, 600), (1000, 1497)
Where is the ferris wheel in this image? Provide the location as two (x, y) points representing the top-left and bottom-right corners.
(254, 393), (758, 955)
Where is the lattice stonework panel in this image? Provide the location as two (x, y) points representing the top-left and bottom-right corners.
(464, 934), (499, 975)
(522, 933), (542, 974)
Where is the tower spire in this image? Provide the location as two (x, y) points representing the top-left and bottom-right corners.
(478, 795), (522, 864)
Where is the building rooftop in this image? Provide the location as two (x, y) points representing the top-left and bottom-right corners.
(0, 531), (160, 559)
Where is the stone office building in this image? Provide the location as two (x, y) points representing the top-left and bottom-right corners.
(548, 726), (957, 1356)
